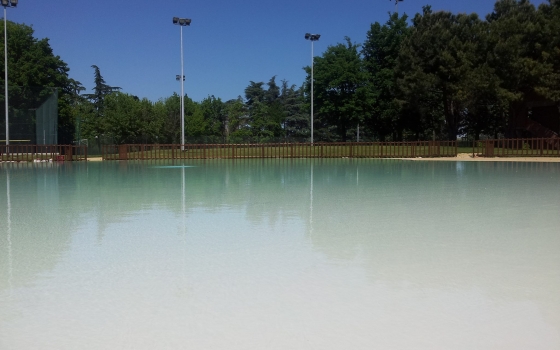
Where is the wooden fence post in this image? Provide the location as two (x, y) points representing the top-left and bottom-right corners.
(118, 144), (128, 160)
(485, 140), (494, 157)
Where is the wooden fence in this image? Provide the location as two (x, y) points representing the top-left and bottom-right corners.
(102, 141), (458, 160)
(3, 139), (558, 162)
(472, 138), (560, 157)
(0, 145), (87, 162)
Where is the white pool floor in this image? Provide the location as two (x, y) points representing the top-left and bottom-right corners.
(1, 160), (559, 349)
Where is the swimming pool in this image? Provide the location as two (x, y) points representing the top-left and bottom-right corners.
(1, 160), (559, 349)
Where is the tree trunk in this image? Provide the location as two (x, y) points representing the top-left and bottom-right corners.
(443, 92), (458, 141)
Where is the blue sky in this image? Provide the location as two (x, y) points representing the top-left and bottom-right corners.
(8, 0), (548, 103)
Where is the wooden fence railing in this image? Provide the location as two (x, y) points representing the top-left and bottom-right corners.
(472, 138), (560, 157)
(0, 145), (87, 162)
(3, 139), (557, 162)
(102, 141), (458, 160)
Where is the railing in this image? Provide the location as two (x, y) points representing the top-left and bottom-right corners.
(102, 141), (458, 160)
(4, 139), (556, 162)
(472, 138), (560, 157)
(0, 145), (88, 162)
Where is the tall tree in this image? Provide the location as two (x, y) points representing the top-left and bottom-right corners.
(486, 0), (560, 137)
(225, 97), (247, 142)
(0, 21), (83, 143)
(280, 80), (308, 140)
(362, 13), (410, 141)
(84, 65), (120, 117)
(308, 37), (368, 141)
(200, 95), (226, 141)
(398, 7), (485, 140)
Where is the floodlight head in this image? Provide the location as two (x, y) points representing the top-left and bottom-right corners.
(10, 0), (17, 6)
(179, 18), (191, 26)
(176, 75), (181, 81)
(173, 17), (191, 26)
(306, 34), (320, 41)
(1, 0), (9, 7)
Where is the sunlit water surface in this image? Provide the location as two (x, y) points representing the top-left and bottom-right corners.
(1, 159), (559, 350)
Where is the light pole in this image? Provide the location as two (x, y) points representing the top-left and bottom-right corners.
(305, 33), (320, 145)
(172, 17), (191, 150)
(391, 0), (403, 14)
(2, 0), (17, 147)
(175, 74), (184, 147)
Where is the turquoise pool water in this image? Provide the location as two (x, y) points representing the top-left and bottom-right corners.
(1, 160), (559, 349)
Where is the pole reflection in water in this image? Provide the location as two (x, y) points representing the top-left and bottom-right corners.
(5, 167), (13, 295)
(309, 161), (313, 237)
(181, 167), (185, 220)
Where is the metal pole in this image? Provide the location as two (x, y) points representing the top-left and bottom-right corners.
(311, 40), (314, 145)
(180, 25), (185, 151)
(4, 7), (8, 147)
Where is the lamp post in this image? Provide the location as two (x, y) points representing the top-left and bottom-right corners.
(172, 17), (191, 150)
(305, 33), (320, 145)
(391, 0), (403, 14)
(2, 0), (17, 147)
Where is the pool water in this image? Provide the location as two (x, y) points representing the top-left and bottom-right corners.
(1, 160), (559, 349)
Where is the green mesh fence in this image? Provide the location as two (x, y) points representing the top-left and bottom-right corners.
(35, 90), (58, 144)
(0, 86), (58, 145)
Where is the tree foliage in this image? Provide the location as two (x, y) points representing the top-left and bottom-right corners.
(8, 0), (560, 145)
(307, 37), (368, 141)
(0, 21), (83, 143)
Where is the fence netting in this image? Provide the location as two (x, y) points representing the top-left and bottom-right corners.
(0, 86), (58, 145)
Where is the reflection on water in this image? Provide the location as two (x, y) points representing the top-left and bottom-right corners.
(1, 160), (559, 349)
(5, 169), (12, 295)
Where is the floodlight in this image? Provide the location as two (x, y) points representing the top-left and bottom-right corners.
(304, 33), (321, 144)
(172, 16), (192, 149)
(176, 18), (191, 26)
(306, 33), (320, 42)
(3, 0), (19, 147)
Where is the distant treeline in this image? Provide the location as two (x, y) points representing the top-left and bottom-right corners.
(2, 0), (559, 144)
